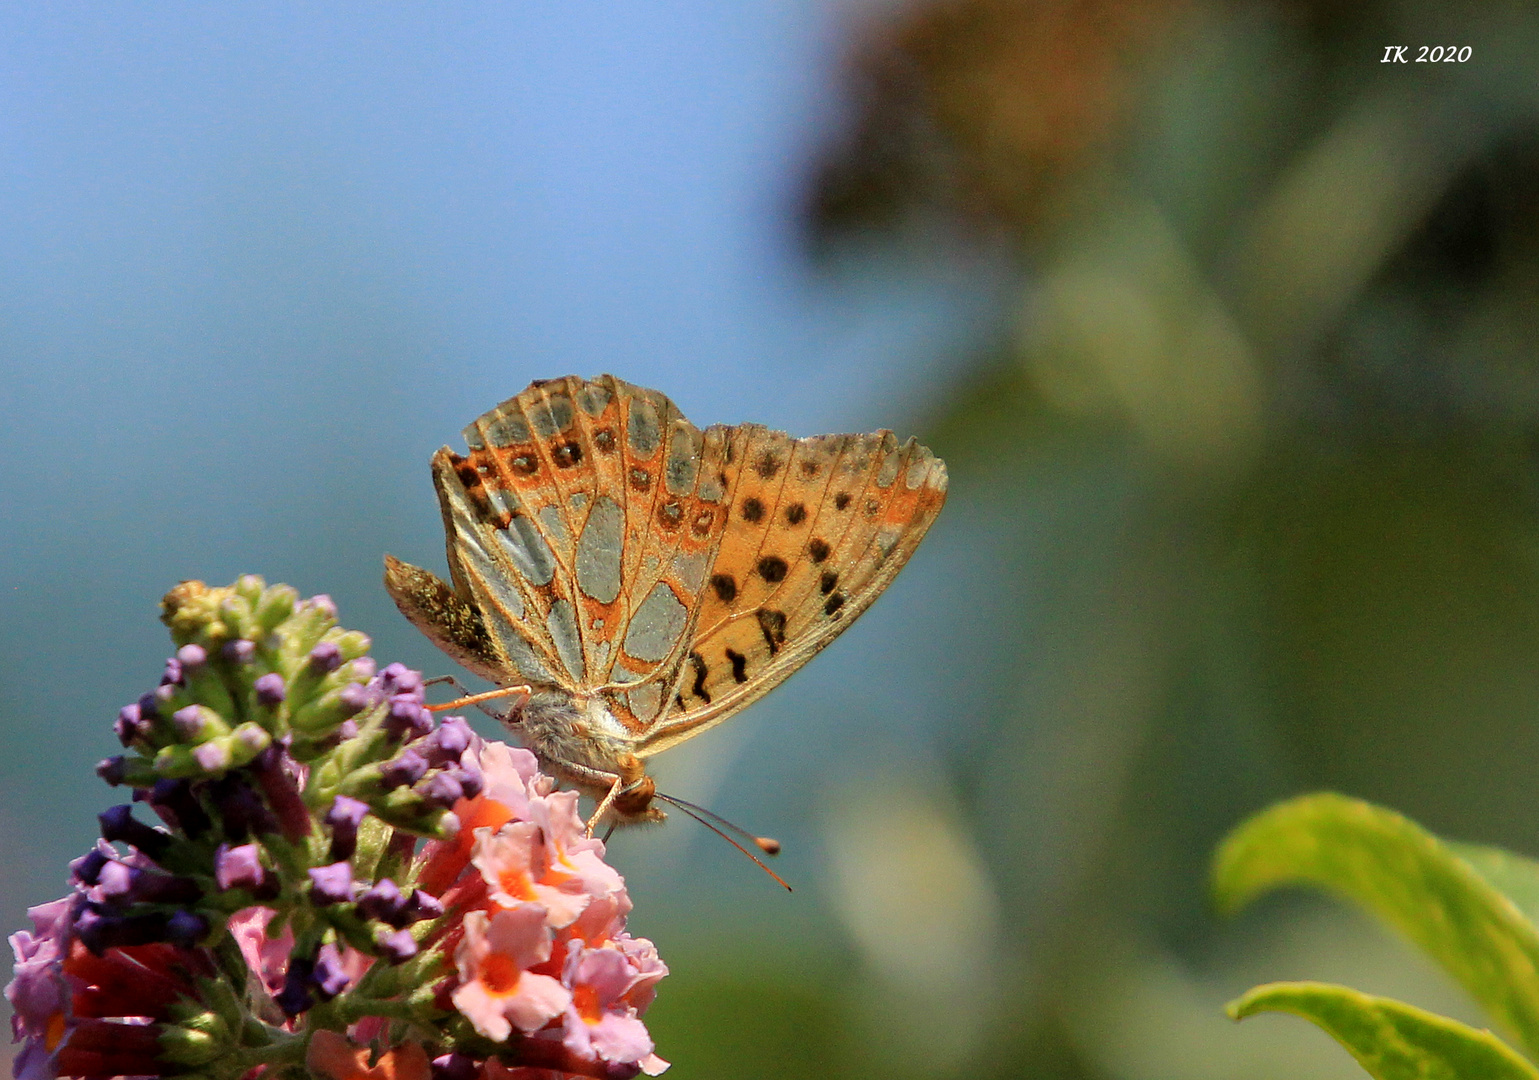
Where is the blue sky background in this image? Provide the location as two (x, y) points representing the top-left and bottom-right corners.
(0, 2), (1007, 948)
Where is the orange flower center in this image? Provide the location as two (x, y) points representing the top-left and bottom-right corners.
(496, 866), (537, 902)
(572, 984), (602, 1024)
(44, 1011), (66, 1052)
(478, 953), (522, 996)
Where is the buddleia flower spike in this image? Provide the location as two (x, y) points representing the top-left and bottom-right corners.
(6, 576), (668, 1080)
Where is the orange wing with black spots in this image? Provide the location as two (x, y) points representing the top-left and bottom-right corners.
(386, 374), (946, 759)
(640, 426), (947, 756)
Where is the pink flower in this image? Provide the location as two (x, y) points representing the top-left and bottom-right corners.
(226, 905), (292, 996)
(473, 825), (590, 929)
(419, 733), (670, 1075)
(559, 944), (667, 1076)
(451, 907), (571, 1041)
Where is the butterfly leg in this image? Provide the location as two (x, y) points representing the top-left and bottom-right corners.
(587, 775), (627, 839)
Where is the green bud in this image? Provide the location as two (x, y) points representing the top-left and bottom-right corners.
(223, 722), (273, 767)
(328, 630), (372, 660)
(233, 574), (267, 605)
(253, 584), (298, 635)
(290, 685), (366, 735)
(171, 704), (231, 743)
(159, 1023), (224, 1066)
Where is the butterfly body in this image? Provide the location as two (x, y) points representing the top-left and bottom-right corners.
(385, 375), (946, 828)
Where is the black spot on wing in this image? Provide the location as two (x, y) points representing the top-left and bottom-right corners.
(824, 592), (846, 617)
(819, 570), (838, 595)
(726, 648), (748, 683)
(688, 651), (711, 704)
(755, 450), (782, 479)
(757, 609), (787, 654)
(709, 573), (738, 603)
(741, 497), (764, 523)
(807, 538), (831, 563)
(834, 492), (852, 510)
(784, 503), (807, 525)
(756, 556), (788, 583)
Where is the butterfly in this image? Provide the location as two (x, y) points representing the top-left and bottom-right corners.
(384, 375), (947, 832)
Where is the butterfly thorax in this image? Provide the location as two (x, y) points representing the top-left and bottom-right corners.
(509, 688), (665, 824)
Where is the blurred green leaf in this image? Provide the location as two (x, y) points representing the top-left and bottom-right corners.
(1449, 843), (1539, 929)
(1227, 981), (1539, 1080)
(1213, 793), (1539, 1059)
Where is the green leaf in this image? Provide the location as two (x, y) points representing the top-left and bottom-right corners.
(1448, 843), (1539, 930)
(1213, 793), (1539, 1060)
(1228, 981), (1539, 1080)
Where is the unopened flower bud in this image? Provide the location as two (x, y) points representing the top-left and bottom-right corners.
(309, 642), (343, 674)
(98, 805), (172, 861)
(308, 861), (354, 906)
(378, 928), (418, 964)
(381, 749), (429, 790)
(254, 672), (287, 706)
(176, 644), (207, 670)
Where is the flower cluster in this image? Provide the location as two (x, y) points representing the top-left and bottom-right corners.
(6, 577), (666, 1080)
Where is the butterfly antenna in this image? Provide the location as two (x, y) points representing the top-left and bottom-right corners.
(652, 791), (791, 891)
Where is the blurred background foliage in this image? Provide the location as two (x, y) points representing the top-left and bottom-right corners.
(6, 2), (1539, 1078)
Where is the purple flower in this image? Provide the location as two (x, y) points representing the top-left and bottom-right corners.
(381, 749), (429, 789)
(304, 594), (339, 620)
(96, 755), (129, 785)
(358, 878), (407, 926)
(385, 696), (433, 740)
(221, 637), (256, 665)
(98, 804), (172, 861)
(312, 942), (351, 999)
(379, 663), (423, 696)
(277, 957), (315, 1017)
(114, 703), (148, 746)
(215, 842), (268, 892)
(176, 644), (207, 670)
(337, 682), (374, 716)
(404, 888), (443, 923)
(309, 861), (355, 906)
(309, 641), (343, 674)
(326, 795), (370, 862)
(173, 704), (217, 740)
(422, 716), (474, 765)
(165, 910), (209, 948)
(254, 672), (287, 705)
(418, 771), (464, 810)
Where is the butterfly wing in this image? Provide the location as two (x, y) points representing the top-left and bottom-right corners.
(388, 374), (947, 759)
(388, 376), (740, 725)
(639, 424), (948, 756)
